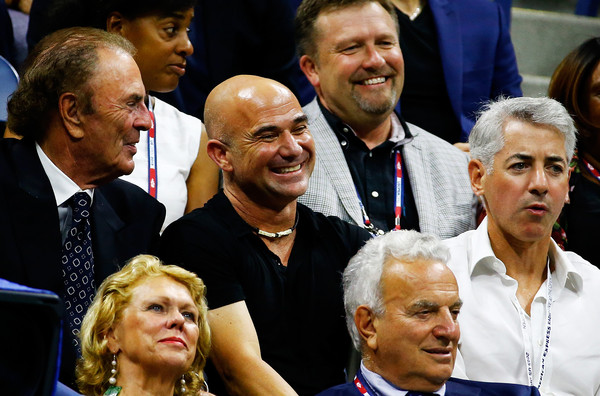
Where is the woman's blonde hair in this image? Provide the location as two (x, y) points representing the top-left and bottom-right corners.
(76, 255), (210, 395)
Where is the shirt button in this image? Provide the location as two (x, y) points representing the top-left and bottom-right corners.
(538, 339), (543, 346)
(343, 127), (349, 133)
(341, 140), (347, 147)
(371, 191), (379, 198)
(369, 152), (373, 158)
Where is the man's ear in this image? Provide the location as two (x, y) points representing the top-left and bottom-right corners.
(58, 92), (85, 139)
(206, 139), (233, 172)
(299, 54), (320, 88)
(469, 159), (486, 197)
(355, 305), (378, 352)
(565, 166), (573, 204)
(106, 12), (125, 34)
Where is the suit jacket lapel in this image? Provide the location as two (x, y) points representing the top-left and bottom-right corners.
(306, 100), (363, 225)
(402, 126), (438, 234)
(90, 189), (124, 281)
(446, 378), (481, 396)
(430, 0), (463, 121)
(11, 141), (63, 290)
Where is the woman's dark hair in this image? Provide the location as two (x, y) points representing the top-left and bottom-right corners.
(41, 0), (197, 37)
(93, 0), (197, 27)
(549, 37), (600, 144)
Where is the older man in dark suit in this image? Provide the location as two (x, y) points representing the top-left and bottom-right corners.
(0, 27), (165, 387)
(319, 230), (540, 396)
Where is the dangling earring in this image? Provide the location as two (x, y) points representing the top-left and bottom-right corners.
(109, 354), (117, 385)
(180, 375), (186, 393)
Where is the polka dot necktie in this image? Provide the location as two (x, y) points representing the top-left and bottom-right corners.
(61, 192), (95, 351)
(406, 392), (437, 396)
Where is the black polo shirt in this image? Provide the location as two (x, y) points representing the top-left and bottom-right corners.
(318, 100), (420, 233)
(160, 191), (371, 396)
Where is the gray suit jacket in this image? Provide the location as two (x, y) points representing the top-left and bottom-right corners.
(299, 98), (477, 239)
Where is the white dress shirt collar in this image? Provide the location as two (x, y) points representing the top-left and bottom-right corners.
(36, 142), (94, 206)
(360, 361), (445, 396)
(468, 217), (583, 297)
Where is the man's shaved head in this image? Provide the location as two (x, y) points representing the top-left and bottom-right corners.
(204, 75), (300, 143)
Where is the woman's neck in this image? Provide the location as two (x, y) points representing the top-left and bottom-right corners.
(115, 361), (180, 396)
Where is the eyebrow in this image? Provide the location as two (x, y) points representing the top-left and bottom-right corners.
(505, 153), (566, 164)
(410, 300), (439, 311)
(253, 114), (308, 136)
(410, 299), (463, 311)
(294, 114), (309, 125)
(158, 11), (189, 20)
(142, 295), (198, 310)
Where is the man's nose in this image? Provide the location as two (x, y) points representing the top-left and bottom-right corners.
(432, 309), (460, 341)
(135, 103), (152, 131)
(363, 46), (386, 70)
(529, 165), (549, 195)
(279, 131), (303, 158)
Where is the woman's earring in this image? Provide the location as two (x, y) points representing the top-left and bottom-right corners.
(180, 375), (186, 393)
(109, 354), (117, 385)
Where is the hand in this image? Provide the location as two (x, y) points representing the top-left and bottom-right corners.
(453, 142), (470, 154)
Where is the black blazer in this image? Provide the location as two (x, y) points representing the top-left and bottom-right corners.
(0, 137), (165, 385)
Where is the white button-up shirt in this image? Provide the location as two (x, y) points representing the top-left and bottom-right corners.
(359, 361), (445, 396)
(36, 143), (94, 242)
(444, 218), (600, 396)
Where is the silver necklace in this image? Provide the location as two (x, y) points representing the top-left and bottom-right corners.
(251, 212), (299, 238)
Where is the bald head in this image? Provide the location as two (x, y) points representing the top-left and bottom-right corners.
(204, 75), (301, 143)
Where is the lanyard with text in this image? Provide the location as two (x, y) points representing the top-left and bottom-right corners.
(582, 158), (600, 182)
(147, 102), (158, 198)
(517, 258), (553, 389)
(356, 150), (404, 236)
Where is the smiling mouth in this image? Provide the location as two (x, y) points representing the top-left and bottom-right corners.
(425, 347), (452, 354)
(273, 163), (302, 174)
(360, 76), (387, 85)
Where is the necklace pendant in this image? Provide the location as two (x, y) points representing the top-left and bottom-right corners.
(103, 386), (122, 396)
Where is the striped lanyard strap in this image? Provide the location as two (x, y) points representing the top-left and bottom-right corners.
(147, 100), (158, 198)
(356, 150), (404, 236)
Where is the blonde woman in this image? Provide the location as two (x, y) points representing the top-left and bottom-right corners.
(77, 255), (212, 396)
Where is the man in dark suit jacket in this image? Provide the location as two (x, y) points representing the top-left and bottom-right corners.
(0, 27), (165, 387)
(317, 230), (540, 396)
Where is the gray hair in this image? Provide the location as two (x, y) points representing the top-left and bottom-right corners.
(469, 96), (577, 172)
(343, 230), (450, 350)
